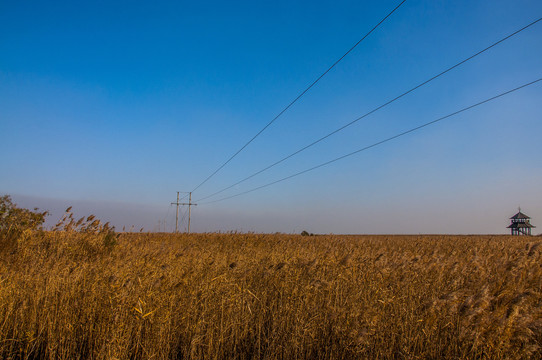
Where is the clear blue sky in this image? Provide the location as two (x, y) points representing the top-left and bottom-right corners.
(1, 0), (541, 233)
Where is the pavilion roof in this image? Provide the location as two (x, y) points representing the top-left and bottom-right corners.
(508, 222), (535, 229)
(510, 211), (531, 220)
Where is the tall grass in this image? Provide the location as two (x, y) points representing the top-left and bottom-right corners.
(1, 231), (541, 359)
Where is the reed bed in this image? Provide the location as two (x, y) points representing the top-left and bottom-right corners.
(1, 232), (541, 359)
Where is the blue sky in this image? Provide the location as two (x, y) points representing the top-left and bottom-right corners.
(1, 0), (541, 233)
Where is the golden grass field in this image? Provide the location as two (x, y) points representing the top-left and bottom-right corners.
(1, 228), (542, 359)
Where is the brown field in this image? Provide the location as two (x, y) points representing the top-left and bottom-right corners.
(1, 230), (541, 359)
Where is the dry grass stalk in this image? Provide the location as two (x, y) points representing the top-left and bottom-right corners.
(0, 233), (540, 359)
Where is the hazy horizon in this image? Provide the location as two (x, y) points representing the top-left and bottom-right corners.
(9, 192), (540, 235)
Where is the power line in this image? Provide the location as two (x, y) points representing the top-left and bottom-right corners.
(200, 77), (542, 205)
(195, 16), (542, 202)
(190, 0), (408, 193)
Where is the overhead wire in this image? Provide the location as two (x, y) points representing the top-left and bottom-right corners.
(190, 0), (408, 193)
(195, 16), (542, 202)
(200, 77), (542, 204)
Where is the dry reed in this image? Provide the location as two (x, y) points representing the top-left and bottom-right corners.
(1, 232), (541, 359)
